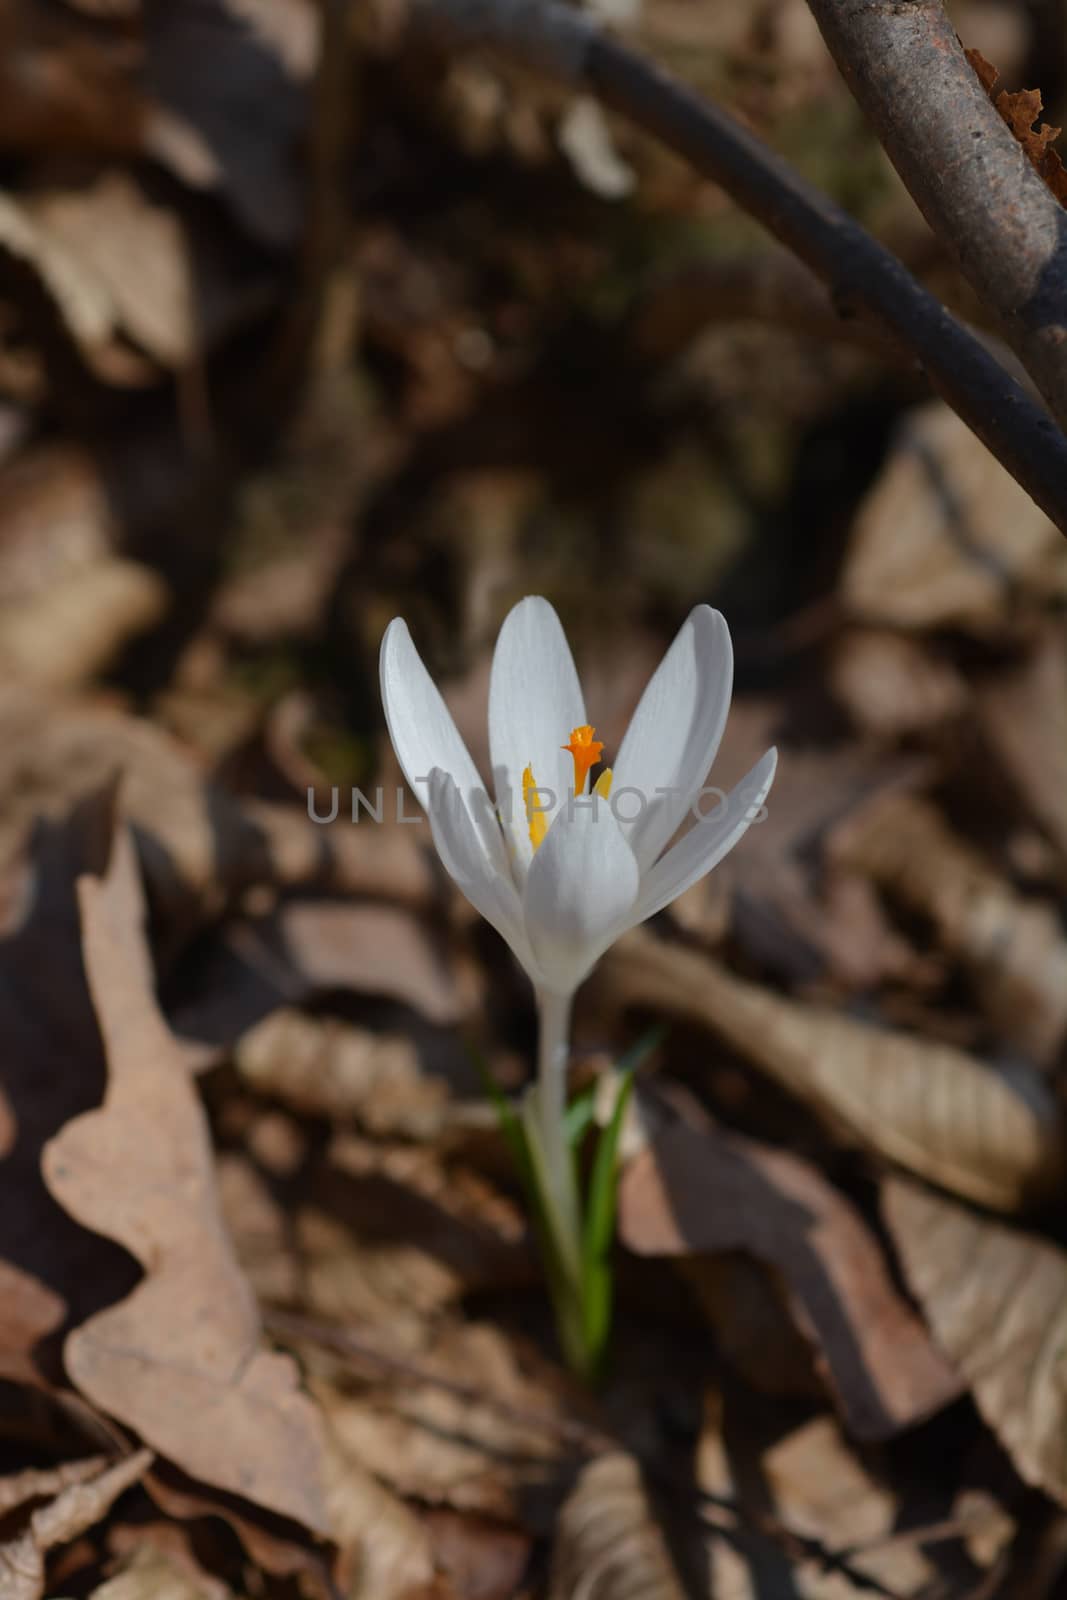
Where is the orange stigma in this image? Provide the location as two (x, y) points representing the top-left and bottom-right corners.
(562, 724), (604, 793)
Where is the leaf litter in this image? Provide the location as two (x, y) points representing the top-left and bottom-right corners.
(0, 0), (1064, 1592)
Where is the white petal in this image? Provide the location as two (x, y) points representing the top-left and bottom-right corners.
(426, 770), (541, 982)
(523, 798), (640, 993)
(488, 596), (587, 880)
(380, 617), (509, 878)
(612, 605), (733, 872)
(627, 748), (777, 925)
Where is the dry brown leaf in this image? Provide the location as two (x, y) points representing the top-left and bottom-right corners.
(172, 897), (470, 1071)
(0, 183), (178, 386)
(839, 402), (1067, 630)
(966, 46), (1067, 205)
(88, 1542), (230, 1600)
(0, 1450), (152, 1600)
(979, 623), (1067, 863)
(829, 628), (969, 738)
(0, 445), (166, 687)
(233, 1009), (453, 1138)
(832, 790), (1067, 1062)
(682, 1254), (822, 1401)
(0, 558), (167, 689)
(423, 1509), (531, 1600)
(0, 1457), (110, 1516)
(319, 1321), (569, 1522)
(141, 1471), (324, 1584)
(620, 1122), (961, 1438)
(698, 1412), (939, 1598)
(548, 1452), (687, 1600)
(320, 1420), (443, 1600)
(883, 1178), (1067, 1506)
(0, 444), (116, 606)
(686, 700), (924, 984)
(0, 687), (434, 940)
(41, 825), (331, 1534)
(27, 175), (196, 368)
(0, 1261), (67, 1388)
(606, 929), (1067, 1211)
(0, 11), (145, 158)
(0, 792), (139, 1387)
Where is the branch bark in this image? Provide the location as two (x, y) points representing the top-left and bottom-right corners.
(408, 0), (1067, 534)
(804, 0), (1067, 433)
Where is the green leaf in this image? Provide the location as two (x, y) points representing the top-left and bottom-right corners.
(580, 1067), (637, 1371)
(564, 1082), (598, 1147)
(614, 1023), (668, 1077)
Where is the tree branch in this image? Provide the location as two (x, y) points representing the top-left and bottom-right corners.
(804, 0), (1067, 433)
(408, 0), (1067, 534)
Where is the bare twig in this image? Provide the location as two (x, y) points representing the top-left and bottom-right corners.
(407, 0), (1067, 533)
(803, 0), (1067, 432)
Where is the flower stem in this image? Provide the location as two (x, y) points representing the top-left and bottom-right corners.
(533, 986), (582, 1284)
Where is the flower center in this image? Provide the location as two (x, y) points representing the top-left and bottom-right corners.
(561, 724), (604, 793)
(522, 727), (613, 852)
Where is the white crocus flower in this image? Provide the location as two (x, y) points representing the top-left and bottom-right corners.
(381, 596), (776, 992)
(380, 596), (775, 1304)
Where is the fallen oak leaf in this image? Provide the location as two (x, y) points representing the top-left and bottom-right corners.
(619, 1121), (961, 1439)
(42, 825), (331, 1535)
(0, 1449), (152, 1600)
(604, 929), (1067, 1213)
(883, 1178), (1067, 1507)
(0, 791), (139, 1389)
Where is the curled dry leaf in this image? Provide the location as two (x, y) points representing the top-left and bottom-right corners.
(619, 1122), (961, 1438)
(883, 1178), (1067, 1507)
(548, 1452), (687, 1600)
(0, 1449), (152, 1600)
(839, 402), (1067, 631)
(606, 929), (1067, 1211)
(831, 791), (1067, 1062)
(0, 1456), (110, 1516)
(41, 826), (331, 1534)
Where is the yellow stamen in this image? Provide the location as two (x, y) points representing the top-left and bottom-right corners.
(522, 763), (549, 851)
(562, 724), (604, 794)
